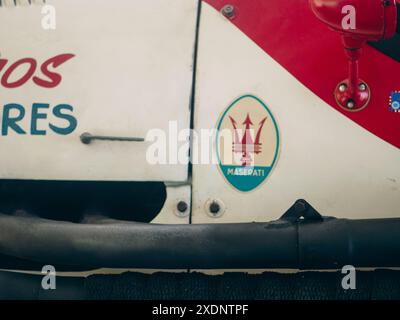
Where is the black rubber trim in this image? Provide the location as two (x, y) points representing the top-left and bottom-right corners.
(0, 212), (400, 270)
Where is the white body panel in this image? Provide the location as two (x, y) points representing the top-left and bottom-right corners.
(0, 2), (398, 224)
(0, 0), (197, 181)
(191, 4), (400, 222)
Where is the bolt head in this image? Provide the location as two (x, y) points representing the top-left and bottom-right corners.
(359, 83), (367, 91)
(177, 201), (188, 213)
(347, 100), (355, 109)
(80, 132), (92, 144)
(205, 199), (225, 218)
(338, 84), (347, 93)
(221, 5), (235, 18)
(209, 202), (221, 215)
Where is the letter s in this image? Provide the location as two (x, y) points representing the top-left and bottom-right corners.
(33, 54), (75, 88)
(49, 104), (77, 135)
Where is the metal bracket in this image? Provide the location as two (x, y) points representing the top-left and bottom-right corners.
(280, 199), (323, 223)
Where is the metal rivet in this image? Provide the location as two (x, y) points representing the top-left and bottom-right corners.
(177, 201), (188, 213)
(80, 132), (92, 144)
(221, 4), (235, 19)
(338, 84), (347, 92)
(205, 199), (225, 218)
(175, 200), (189, 218)
(359, 83), (367, 91)
(209, 201), (221, 215)
(347, 100), (355, 109)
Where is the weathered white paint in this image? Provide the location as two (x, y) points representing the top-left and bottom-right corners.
(0, 0), (197, 181)
(1, 1), (398, 224)
(191, 3), (400, 222)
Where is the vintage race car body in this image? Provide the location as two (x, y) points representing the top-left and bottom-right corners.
(0, 0), (399, 271)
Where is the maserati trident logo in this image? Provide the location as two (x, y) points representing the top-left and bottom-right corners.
(217, 95), (280, 192)
(229, 114), (268, 167)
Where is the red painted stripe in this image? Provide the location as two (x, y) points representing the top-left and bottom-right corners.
(205, 1), (400, 148)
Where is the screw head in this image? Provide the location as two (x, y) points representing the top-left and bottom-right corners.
(347, 100), (355, 109)
(359, 83), (367, 91)
(221, 4), (235, 19)
(177, 201), (188, 213)
(80, 132), (92, 145)
(338, 84), (347, 92)
(209, 201), (221, 215)
(175, 200), (189, 218)
(205, 199), (225, 218)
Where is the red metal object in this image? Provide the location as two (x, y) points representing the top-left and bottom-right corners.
(310, 0), (397, 111)
(333, 46), (371, 112)
(309, 0), (397, 41)
(205, 0), (400, 148)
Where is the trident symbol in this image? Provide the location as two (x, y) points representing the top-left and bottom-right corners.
(229, 113), (268, 167)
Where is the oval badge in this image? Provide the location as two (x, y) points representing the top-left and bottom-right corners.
(216, 95), (280, 192)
